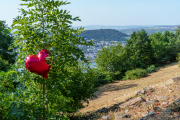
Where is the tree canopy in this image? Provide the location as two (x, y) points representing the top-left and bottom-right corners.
(1, 0), (97, 119)
(125, 29), (154, 69)
(95, 29), (180, 82)
(79, 29), (129, 41)
(0, 20), (17, 65)
(95, 43), (129, 79)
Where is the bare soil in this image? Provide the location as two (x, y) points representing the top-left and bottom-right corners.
(68, 62), (180, 120)
(79, 61), (180, 114)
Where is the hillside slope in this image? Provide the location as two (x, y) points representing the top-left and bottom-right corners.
(79, 61), (180, 113)
(79, 29), (129, 41)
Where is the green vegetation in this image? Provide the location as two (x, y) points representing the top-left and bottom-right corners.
(0, 56), (11, 72)
(93, 68), (114, 87)
(125, 29), (154, 69)
(79, 29), (129, 41)
(122, 68), (147, 80)
(95, 28), (180, 84)
(0, 0), (97, 119)
(146, 65), (157, 73)
(0, 20), (17, 64)
(176, 53), (180, 67)
(95, 43), (128, 80)
(1, 1), (180, 119)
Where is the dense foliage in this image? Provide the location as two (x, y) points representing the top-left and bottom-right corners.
(150, 31), (178, 64)
(0, 56), (11, 72)
(95, 28), (180, 82)
(92, 68), (114, 87)
(1, 1), (180, 118)
(0, 0), (97, 119)
(125, 29), (154, 69)
(0, 20), (17, 64)
(79, 29), (129, 41)
(95, 43), (129, 80)
(145, 65), (157, 73)
(122, 68), (147, 80)
(177, 53), (180, 67)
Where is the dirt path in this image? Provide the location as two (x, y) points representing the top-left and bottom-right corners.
(79, 61), (180, 113)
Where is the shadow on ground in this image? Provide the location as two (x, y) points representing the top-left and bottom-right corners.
(91, 83), (138, 100)
(70, 101), (125, 120)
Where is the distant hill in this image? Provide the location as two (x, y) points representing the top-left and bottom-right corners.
(79, 29), (129, 41)
(120, 26), (177, 35)
(72, 25), (177, 30)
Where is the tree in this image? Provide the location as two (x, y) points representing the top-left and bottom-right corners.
(163, 31), (177, 61)
(95, 43), (128, 80)
(175, 25), (180, 37)
(125, 29), (154, 69)
(0, 56), (11, 72)
(79, 29), (129, 42)
(150, 31), (177, 64)
(0, 20), (17, 65)
(2, 0), (97, 119)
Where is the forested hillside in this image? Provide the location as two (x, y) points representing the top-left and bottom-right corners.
(79, 29), (129, 41)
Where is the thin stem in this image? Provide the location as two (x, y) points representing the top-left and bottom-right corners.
(43, 78), (45, 120)
(48, 33), (54, 50)
(35, 44), (40, 51)
(46, 82), (48, 111)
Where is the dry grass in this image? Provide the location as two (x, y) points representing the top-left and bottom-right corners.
(78, 61), (180, 114)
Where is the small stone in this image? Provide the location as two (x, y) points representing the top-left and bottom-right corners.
(125, 109), (129, 113)
(115, 112), (123, 119)
(120, 97), (146, 108)
(122, 114), (131, 118)
(113, 104), (119, 109)
(158, 96), (168, 101)
(153, 107), (162, 112)
(102, 115), (110, 120)
(171, 97), (180, 112)
(164, 84), (170, 88)
(172, 76), (180, 83)
(176, 87), (180, 90)
(98, 107), (109, 113)
(143, 111), (155, 117)
(165, 108), (171, 114)
(139, 117), (146, 120)
(161, 101), (169, 106)
(170, 96), (176, 100)
(137, 90), (145, 95)
(144, 100), (159, 107)
(168, 88), (173, 93)
(146, 97), (150, 102)
(153, 102), (161, 107)
(143, 87), (153, 93)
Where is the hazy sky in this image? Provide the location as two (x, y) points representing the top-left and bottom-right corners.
(1, 0), (180, 27)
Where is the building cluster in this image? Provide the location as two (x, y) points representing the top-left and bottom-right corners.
(76, 40), (127, 62)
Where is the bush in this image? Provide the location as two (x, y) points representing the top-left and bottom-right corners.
(95, 43), (128, 80)
(110, 71), (122, 80)
(146, 65), (156, 73)
(0, 56), (11, 72)
(93, 68), (114, 87)
(123, 68), (147, 80)
(176, 53), (180, 67)
(0, 70), (19, 119)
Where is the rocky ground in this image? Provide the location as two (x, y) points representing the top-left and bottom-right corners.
(70, 76), (180, 120)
